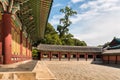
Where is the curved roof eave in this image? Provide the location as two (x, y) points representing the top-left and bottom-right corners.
(29, 0), (53, 40)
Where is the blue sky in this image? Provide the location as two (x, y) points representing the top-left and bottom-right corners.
(49, 0), (120, 46)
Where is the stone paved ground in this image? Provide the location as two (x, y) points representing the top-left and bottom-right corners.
(0, 60), (56, 80)
(44, 61), (120, 80)
(0, 60), (37, 72)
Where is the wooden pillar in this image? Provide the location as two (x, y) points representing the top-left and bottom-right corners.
(28, 44), (30, 60)
(20, 31), (23, 61)
(39, 52), (42, 60)
(30, 43), (32, 59)
(47, 52), (49, 58)
(115, 55), (118, 64)
(0, 19), (2, 56)
(76, 53), (79, 61)
(59, 52), (61, 61)
(67, 53), (70, 61)
(2, 13), (12, 64)
(108, 55), (109, 64)
(26, 38), (28, 60)
(49, 52), (52, 61)
(0, 12), (3, 64)
(85, 53), (88, 61)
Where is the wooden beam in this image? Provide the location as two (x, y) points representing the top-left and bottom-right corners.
(108, 55), (109, 64)
(8, 0), (14, 13)
(115, 55), (118, 64)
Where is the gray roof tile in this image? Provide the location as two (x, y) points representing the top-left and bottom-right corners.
(37, 44), (102, 53)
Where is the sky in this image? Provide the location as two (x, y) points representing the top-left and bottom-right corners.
(48, 0), (120, 46)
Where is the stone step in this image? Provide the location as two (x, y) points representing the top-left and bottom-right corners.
(33, 61), (56, 80)
(0, 72), (36, 80)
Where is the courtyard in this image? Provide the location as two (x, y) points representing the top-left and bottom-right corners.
(45, 60), (120, 80)
(0, 60), (120, 80)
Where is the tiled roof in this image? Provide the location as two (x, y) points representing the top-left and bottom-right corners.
(37, 44), (102, 53)
(108, 45), (120, 50)
(109, 37), (120, 47)
(103, 49), (120, 55)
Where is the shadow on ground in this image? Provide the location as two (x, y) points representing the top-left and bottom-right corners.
(91, 60), (120, 69)
(0, 60), (38, 72)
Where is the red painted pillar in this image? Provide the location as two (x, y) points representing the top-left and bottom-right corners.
(47, 52), (49, 58)
(2, 13), (12, 64)
(29, 43), (30, 59)
(0, 18), (3, 64)
(50, 52), (52, 61)
(59, 52), (61, 61)
(108, 55), (110, 64)
(115, 55), (117, 64)
(40, 52), (42, 60)
(30, 44), (32, 59)
(20, 31), (23, 61)
(85, 53), (88, 61)
(0, 20), (2, 55)
(67, 53), (70, 61)
(28, 42), (30, 59)
(76, 53), (79, 61)
(26, 38), (28, 60)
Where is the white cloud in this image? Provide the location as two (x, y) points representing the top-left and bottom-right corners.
(49, 14), (64, 29)
(70, 11), (120, 46)
(69, 0), (120, 46)
(50, 0), (120, 46)
(53, 3), (63, 8)
(71, 0), (84, 3)
(79, 0), (120, 12)
(80, 4), (89, 9)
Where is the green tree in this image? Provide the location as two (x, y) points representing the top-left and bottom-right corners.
(32, 49), (38, 59)
(73, 38), (87, 46)
(42, 23), (62, 45)
(61, 33), (74, 45)
(56, 6), (87, 46)
(57, 6), (77, 38)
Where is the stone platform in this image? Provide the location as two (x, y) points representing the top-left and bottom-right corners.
(0, 60), (56, 80)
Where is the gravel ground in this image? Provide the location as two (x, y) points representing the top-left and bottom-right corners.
(44, 61), (120, 80)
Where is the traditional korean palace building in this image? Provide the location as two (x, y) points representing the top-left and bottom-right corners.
(37, 44), (103, 61)
(0, 0), (53, 64)
(103, 38), (120, 64)
(0, 0), (120, 65)
(38, 38), (120, 64)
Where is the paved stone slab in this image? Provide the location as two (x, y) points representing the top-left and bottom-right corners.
(0, 60), (37, 72)
(0, 60), (56, 80)
(44, 61), (120, 80)
(33, 61), (56, 80)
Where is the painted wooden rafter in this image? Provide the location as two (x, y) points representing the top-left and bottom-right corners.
(8, 0), (14, 13)
(0, 0), (20, 14)
(0, 0), (8, 11)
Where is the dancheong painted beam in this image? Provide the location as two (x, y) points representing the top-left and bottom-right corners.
(0, 0), (53, 64)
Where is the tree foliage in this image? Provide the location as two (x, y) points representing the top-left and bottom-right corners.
(73, 39), (87, 46)
(57, 6), (77, 38)
(41, 23), (62, 45)
(32, 49), (38, 59)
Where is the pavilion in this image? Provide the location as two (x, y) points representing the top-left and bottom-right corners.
(37, 44), (102, 61)
(0, 0), (53, 64)
(38, 38), (120, 64)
